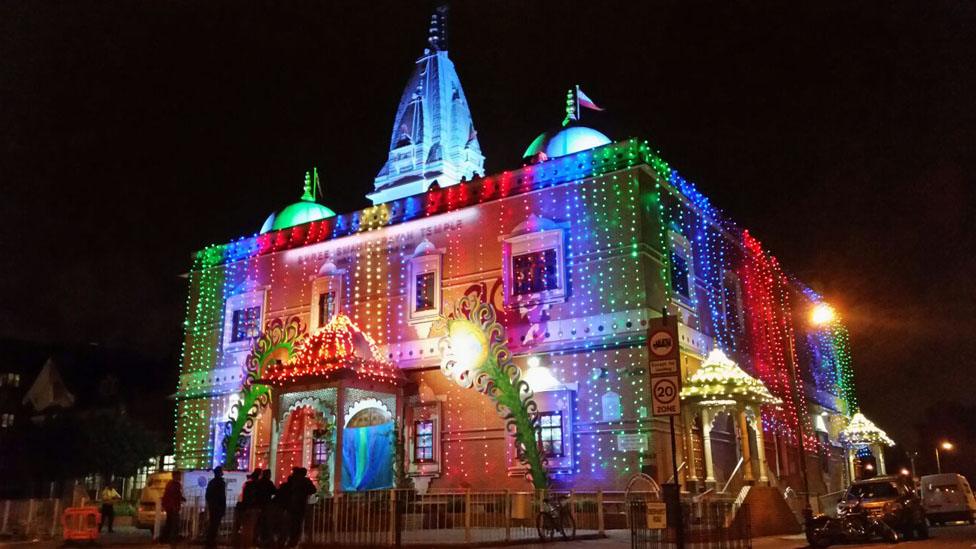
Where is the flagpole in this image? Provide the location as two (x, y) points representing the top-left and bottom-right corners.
(574, 84), (580, 124)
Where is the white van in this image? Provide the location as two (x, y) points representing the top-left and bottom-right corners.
(920, 473), (976, 525)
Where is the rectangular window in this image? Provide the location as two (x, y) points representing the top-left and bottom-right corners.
(414, 273), (436, 311)
(670, 252), (691, 299)
(414, 420), (435, 462)
(318, 291), (336, 326)
(538, 411), (563, 457)
(312, 435), (329, 466)
(512, 249), (559, 296)
(233, 436), (250, 471)
(722, 278), (742, 337)
(231, 306), (262, 342)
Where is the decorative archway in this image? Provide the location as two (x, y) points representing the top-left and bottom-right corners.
(223, 316), (306, 469)
(276, 399), (335, 487)
(341, 398), (395, 491)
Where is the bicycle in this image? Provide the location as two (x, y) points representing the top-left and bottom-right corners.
(536, 493), (577, 541)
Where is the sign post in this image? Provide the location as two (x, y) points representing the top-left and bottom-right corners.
(648, 313), (683, 549)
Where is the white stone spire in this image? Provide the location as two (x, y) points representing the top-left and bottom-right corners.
(368, 5), (484, 205)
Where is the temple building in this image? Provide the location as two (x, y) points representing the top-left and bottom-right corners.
(173, 9), (882, 498)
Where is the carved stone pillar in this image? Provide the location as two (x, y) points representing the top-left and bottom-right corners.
(738, 407), (754, 483)
(701, 407), (716, 485)
(750, 406), (769, 484)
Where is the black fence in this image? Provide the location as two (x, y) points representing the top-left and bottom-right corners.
(629, 499), (751, 549)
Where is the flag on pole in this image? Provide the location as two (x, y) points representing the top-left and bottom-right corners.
(577, 87), (604, 111)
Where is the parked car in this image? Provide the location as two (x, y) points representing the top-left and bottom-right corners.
(920, 473), (976, 525)
(837, 475), (928, 540)
(135, 471), (174, 530)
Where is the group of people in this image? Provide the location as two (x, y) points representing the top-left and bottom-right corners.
(161, 465), (317, 548)
(238, 466), (316, 548)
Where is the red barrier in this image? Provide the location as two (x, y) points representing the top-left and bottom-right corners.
(61, 506), (101, 542)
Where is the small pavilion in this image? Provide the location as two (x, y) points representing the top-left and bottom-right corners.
(260, 315), (412, 493)
(680, 349), (781, 489)
(839, 412), (894, 479)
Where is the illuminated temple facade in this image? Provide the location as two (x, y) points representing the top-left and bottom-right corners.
(174, 11), (864, 497)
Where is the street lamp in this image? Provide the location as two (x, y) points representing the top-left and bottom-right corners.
(935, 441), (954, 474)
(811, 303), (837, 326)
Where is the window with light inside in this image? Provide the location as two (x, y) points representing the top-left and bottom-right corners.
(312, 430), (329, 466)
(317, 291), (336, 326)
(231, 306), (262, 342)
(414, 273), (436, 311)
(233, 435), (250, 471)
(414, 420), (434, 462)
(512, 249), (559, 296)
(538, 411), (563, 457)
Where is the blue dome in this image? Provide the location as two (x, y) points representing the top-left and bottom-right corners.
(523, 126), (612, 160)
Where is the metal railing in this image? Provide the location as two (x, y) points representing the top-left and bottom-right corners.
(166, 489), (632, 546)
(629, 497), (752, 549)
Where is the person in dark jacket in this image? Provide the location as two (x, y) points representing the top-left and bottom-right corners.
(284, 468), (317, 547)
(238, 470), (262, 548)
(160, 478), (185, 544)
(254, 469), (277, 546)
(205, 466), (227, 548)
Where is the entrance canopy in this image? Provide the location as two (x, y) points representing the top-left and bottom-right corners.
(261, 315), (407, 387)
(839, 412), (894, 448)
(680, 349), (781, 407)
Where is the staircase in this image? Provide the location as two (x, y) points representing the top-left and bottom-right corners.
(738, 485), (803, 537)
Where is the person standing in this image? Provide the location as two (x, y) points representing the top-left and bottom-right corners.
(98, 482), (121, 533)
(254, 469), (276, 546)
(238, 470), (261, 548)
(284, 468), (316, 548)
(160, 477), (185, 544)
(205, 466), (227, 548)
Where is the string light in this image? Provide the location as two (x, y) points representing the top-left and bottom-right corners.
(172, 138), (861, 491)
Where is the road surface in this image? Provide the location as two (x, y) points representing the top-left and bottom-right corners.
(1, 523), (973, 548)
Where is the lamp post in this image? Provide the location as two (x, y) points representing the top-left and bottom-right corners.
(935, 441), (954, 474)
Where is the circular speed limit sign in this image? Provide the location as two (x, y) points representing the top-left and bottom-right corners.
(652, 378), (678, 404)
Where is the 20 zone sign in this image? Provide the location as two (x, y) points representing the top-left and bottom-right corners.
(651, 376), (680, 416)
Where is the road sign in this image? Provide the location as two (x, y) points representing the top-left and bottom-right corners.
(651, 375), (681, 416)
(645, 502), (667, 529)
(649, 329), (676, 358)
(649, 359), (678, 376)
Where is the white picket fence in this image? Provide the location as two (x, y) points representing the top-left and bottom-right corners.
(0, 499), (63, 540)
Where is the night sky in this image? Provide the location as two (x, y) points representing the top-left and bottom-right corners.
(2, 1), (973, 449)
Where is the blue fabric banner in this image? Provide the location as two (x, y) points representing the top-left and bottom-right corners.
(341, 422), (394, 491)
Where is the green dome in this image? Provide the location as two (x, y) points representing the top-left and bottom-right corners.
(261, 200), (336, 233)
(260, 169), (336, 233)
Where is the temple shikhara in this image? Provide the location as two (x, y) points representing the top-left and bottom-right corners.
(173, 8), (885, 498)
